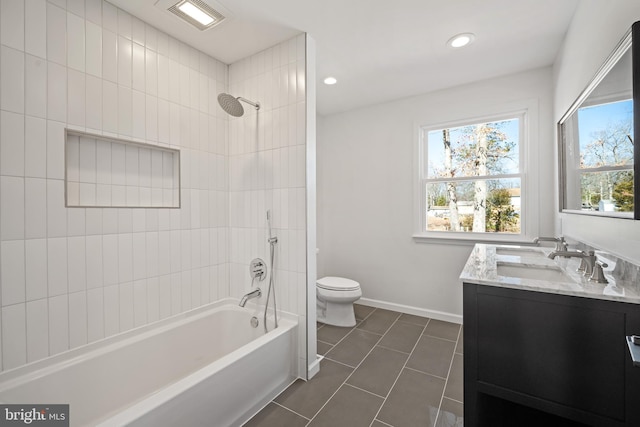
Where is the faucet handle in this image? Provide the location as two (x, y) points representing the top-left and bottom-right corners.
(589, 260), (609, 284)
(557, 237), (568, 252)
(576, 252), (588, 273)
(575, 250), (595, 273)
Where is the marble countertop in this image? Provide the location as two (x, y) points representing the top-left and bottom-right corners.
(460, 244), (640, 305)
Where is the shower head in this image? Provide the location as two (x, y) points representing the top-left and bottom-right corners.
(217, 93), (260, 117)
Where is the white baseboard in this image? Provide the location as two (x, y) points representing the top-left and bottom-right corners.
(307, 355), (323, 380)
(358, 297), (463, 325)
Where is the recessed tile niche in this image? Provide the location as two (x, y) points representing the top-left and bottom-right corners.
(65, 130), (180, 208)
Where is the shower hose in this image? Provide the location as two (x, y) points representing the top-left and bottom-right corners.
(263, 237), (278, 332)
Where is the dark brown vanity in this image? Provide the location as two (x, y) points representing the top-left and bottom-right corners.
(460, 244), (640, 426)
(463, 281), (640, 427)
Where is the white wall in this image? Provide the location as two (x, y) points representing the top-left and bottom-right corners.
(318, 68), (555, 321)
(0, 0), (232, 372)
(553, 1), (640, 264)
(226, 34), (311, 377)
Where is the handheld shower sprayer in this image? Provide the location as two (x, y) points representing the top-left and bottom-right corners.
(267, 210), (278, 244)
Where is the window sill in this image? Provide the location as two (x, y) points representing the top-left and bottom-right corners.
(412, 232), (535, 246)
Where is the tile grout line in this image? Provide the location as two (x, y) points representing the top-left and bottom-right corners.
(423, 334), (458, 344)
(403, 365), (448, 381)
(442, 396), (464, 405)
(321, 354), (358, 370)
(375, 343), (412, 356)
(344, 382), (387, 400)
(368, 317), (431, 427)
(270, 400), (311, 422)
(316, 338), (336, 356)
(433, 324), (463, 427)
(304, 308), (398, 427)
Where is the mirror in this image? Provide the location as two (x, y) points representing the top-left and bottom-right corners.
(558, 22), (639, 220)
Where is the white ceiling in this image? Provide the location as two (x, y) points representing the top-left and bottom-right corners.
(109, 0), (579, 116)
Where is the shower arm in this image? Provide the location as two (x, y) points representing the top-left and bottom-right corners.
(238, 97), (260, 110)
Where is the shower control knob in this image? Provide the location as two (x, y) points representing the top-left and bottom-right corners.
(250, 258), (267, 281)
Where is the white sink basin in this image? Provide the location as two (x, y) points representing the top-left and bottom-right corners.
(497, 262), (573, 282)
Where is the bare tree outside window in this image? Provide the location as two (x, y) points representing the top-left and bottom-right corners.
(423, 117), (521, 234)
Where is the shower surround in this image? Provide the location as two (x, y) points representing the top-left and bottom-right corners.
(227, 35), (311, 375)
(0, 0), (312, 379)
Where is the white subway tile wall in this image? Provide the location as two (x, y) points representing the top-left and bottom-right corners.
(0, 0), (309, 374)
(0, 0), (235, 372)
(227, 34), (308, 371)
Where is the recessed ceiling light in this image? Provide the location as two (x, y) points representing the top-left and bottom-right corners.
(447, 33), (475, 48)
(324, 77), (337, 85)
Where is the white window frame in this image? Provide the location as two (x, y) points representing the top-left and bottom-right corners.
(413, 104), (540, 244)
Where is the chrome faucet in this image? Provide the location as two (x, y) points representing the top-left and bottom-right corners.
(548, 250), (595, 274)
(533, 236), (568, 252)
(547, 250), (609, 283)
(239, 288), (261, 307)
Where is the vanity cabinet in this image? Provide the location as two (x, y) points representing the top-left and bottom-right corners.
(463, 282), (640, 427)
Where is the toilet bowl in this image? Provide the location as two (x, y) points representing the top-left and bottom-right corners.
(316, 276), (362, 327)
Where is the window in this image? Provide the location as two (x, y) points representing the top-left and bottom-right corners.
(417, 114), (527, 238)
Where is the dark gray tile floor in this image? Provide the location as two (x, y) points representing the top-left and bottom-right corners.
(244, 304), (463, 427)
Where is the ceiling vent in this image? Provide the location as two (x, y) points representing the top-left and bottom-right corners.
(166, 0), (226, 31)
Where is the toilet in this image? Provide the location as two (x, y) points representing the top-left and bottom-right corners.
(316, 276), (362, 327)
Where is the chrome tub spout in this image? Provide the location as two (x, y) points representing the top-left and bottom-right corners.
(239, 288), (261, 307)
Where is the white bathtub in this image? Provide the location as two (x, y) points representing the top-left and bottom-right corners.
(0, 300), (298, 427)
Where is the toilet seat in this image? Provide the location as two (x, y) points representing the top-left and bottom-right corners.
(317, 276), (360, 291)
